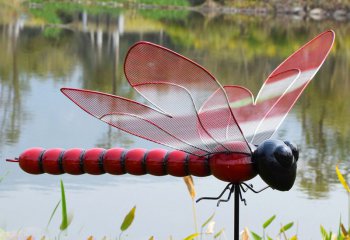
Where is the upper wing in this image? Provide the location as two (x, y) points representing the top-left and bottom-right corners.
(61, 42), (252, 156)
(225, 30), (335, 145)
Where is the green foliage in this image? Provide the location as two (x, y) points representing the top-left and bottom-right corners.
(59, 180), (69, 231)
(136, 0), (189, 6)
(248, 215), (295, 240)
(46, 200), (61, 229)
(319, 222), (350, 240)
(43, 27), (62, 39)
(183, 233), (199, 240)
(279, 222), (294, 234)
(263, 215), (276, 229)
(28, 1), (123, 25)
(201, 212), (215, 229)
(213, 228), (224, 239)
(120, 206), (136, 231)
(336, 165), (350, 193)
(138, 8), (189, 21)
(118, 206), (136, 240)
(320, 225), (332, 240)
(29, 3), (64, 24)
(250, 231), (262, 240)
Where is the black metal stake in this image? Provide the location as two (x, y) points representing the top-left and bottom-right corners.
(196, 182), (269, 239)
(234, 184), (240, 240)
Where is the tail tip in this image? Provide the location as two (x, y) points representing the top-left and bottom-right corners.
(6, 158), (19, 163)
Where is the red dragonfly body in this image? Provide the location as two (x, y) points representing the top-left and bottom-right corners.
(9, 30), (335, 192)
(18, 146), (256, 183)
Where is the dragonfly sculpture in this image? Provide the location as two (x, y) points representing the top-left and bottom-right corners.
(7, 30), (335, 239)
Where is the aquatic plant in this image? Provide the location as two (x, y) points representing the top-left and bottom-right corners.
(247, 215), (296, 240)
(184, 176), (198, 233)
(318, 165), (350, 240)
(119, 205), (136, 240)
(3, 165), (350, 239)
(183, 176), (226, 240)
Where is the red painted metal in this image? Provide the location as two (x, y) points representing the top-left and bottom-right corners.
(124, 148), (147, 175)
(103, 148), (125, 175)
(145, 149), (167, 176)
(167, 150), (187, 177)
(42, 148), (63, 175)
(62, 148), (83, 175)
(83, 148), (105, 175)
(209, 153), (256, 183)
(18, 148), (43, 174)
(17, 147), (256, 183)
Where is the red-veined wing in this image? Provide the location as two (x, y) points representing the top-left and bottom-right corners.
(61, 88), (208, 155)
(61, 42), (251, 156)
(225, 30), (335, 145)
(123, 42), (251, 154)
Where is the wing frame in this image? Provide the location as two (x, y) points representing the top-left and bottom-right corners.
(123, 41), (253, 154)
(61, 87), (212, 156)
(224, 30), (335, 145)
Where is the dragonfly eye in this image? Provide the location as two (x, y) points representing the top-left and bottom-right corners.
(274, 145), (294, 168)
(284, 141), (299, 162)
(252, 139), (297, 191)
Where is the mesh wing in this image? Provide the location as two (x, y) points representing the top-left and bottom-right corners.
(225, 30), (335, 145)
(61, 42), (252, 155)
(224, 69), (300, 142)
(61, 88), (208, 156)
(124, 42), (251, 154)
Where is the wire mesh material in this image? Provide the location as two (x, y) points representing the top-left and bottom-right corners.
(224, 30), (335, 145)
(61, 30), (334, 156)
(62, 42), (250, 156)
(124, 42), (250, 154)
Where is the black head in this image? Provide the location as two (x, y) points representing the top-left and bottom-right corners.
(252, 139), (299, 191)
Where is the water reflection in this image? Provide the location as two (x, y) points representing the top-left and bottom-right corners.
(0, 2), (350, 201)
(0, 16), (27, 148)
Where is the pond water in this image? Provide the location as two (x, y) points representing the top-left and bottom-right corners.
(0, 3), (350, 239)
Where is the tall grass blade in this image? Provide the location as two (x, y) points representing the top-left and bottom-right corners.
(241, 227), (249, 240)
(279, 222), (294, 233)
(263, 215), (276, 229)
(320, 224), (328, 238)
(340, 223), (348, 236)
(183, 176), (196, 199)
(214, 228), (224, 239)
(336, 165), (350, 193)
(47, 200), (61, 229)
(183, 233), (199, 240)
(183, 176), (198, 233)
(250, 231), (262, 240)
(201, 213), (215, 228)
(120, 206), (136, 231)
(59, 180), (69, 231)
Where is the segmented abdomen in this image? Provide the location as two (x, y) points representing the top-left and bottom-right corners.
(18, 148), (211, 177)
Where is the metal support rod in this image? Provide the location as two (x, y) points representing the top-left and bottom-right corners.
(234, 184), (240, 240)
